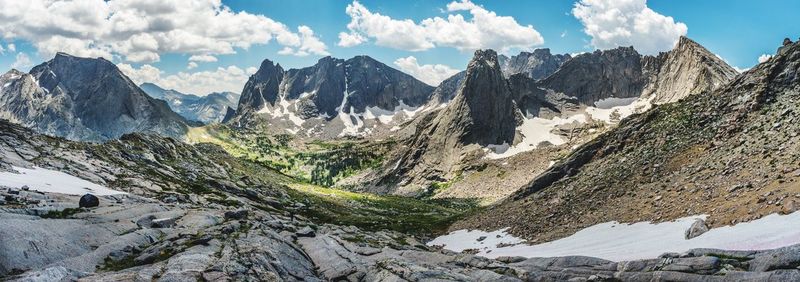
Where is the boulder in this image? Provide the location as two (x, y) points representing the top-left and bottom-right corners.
(151, 217), (177, 228)
(784, 38), (794, 46)
(296, 226), (316, 237)
(79, 194), (99, 208)
(224, 209), (248, 220)
(685, 219), (709, 239)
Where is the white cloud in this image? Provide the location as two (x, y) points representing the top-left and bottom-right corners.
(393, 56), (460, 86)
(758, 54), (772, 63)
(339, 0), (544, 53)
(189, 54), (218, 62)
(0, 0), (329, 63)
(7, 44), (15, 52)
(572, 0), (687, 55)
(0, 44), (4, 54)
(118, 63), (253, 95)
(337, 32), (366, 47)
(187, 61), (198, 70)
(11, 52), (33, 69)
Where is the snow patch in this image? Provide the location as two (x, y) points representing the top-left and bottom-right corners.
(363, 101), (424, 124)
(0, 166), (126, 196)
(586, 96), (653, 123)
(429, 212), (800, 262)
(486, 114), (587, 159)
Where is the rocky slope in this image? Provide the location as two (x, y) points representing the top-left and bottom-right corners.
(3, 120), (800, 281)
(0, 53), (190, 142)
(229, 55), (435, 138)
(456, 39), (800, 243)
(499, 49), (571, 80)
(140, 83), (240, 124)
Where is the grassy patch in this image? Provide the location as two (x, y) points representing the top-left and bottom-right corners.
(40, 207), (84, 219)
(286, 183), (479, 236)
(187, 125), (393, 187)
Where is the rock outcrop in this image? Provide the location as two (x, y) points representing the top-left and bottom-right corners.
(0, 53), (190, 142)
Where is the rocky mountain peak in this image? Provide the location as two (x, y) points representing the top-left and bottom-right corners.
(451, 49), (519, 145)
(0, 52), (190, 141)
(641, 36), (738, 104)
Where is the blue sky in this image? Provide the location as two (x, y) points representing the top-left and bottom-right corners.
(0, 0), (798, 94)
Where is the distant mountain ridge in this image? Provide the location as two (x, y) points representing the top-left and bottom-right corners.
(140, 83), (239, 124)
(0, 53), (190, 142)
(499, 48), (572, 80)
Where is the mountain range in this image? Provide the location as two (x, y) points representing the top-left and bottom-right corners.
(139, 83), (240, 124)
(456, 37), (800, 245)
(363, 36), (737, 195)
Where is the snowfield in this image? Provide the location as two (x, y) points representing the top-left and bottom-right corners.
(485, 96), (654, 159)
(429, 212), (800, 262)
(0, 166), (126, 196)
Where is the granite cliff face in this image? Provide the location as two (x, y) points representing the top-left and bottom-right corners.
(140, 83), (239, 124)
(500, 48), (571, 80)
(540, 46), (646, 104)
(230, 55), (434, 137)
(0, 53), (190, 142)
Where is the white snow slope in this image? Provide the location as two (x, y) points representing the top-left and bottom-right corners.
(0, 166), (125, 196)
(429, 212), (800, 262)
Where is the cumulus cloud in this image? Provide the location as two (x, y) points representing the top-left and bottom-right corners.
(339, 0), (544, 53)
(187, 62), (198, 70)
(189, 55), (218, 62)
(572, 0), (687, 55)
(337, 32), (366, 47)
(118, 63), (257, 95)
(7, 44), (15, 52)
(0, 44), (4, 54)
(758, 54), (772, 63)
(0, 0), (329, 63)
(11, 52), (33, 69)
(393, 56), (460, 86)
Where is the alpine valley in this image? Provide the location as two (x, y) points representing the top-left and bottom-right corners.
(2, 15), (800, 282)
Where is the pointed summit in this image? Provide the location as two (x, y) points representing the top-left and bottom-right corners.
(641, 36), (738, 104)
(374, 49), (520, 194)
